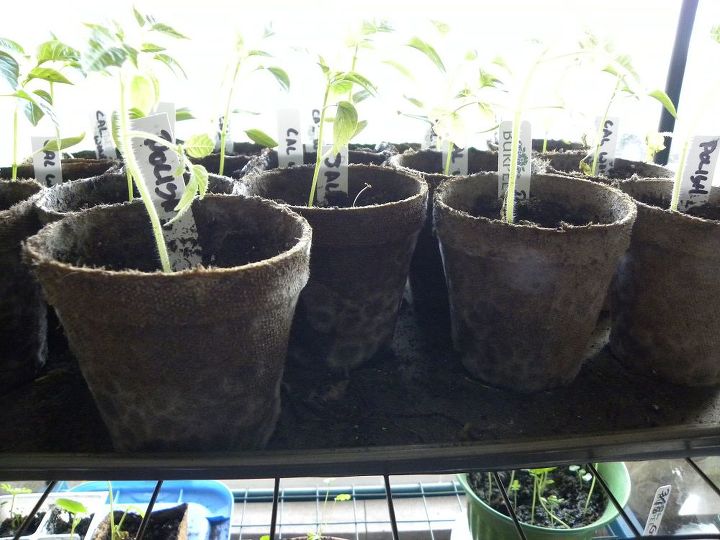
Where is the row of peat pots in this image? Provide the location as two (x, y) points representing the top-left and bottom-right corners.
(0, 140), (713, 453)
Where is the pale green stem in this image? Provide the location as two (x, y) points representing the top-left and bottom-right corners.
(505, 59), (539, 223)
(219, 60), (241, 176)
(308, 84), (331, 207)
(118, 73), (172, 273)
(590, 75), (621, 176)
(530, 476), (537, 525)
(108, 482), (116, 540)
(346, 44), (359, 102)
(11, 104), (18, 181)
(443, 140), (453, 175)
(120, 79), (134, 201)
(583, 465), (598, 514)
(50, 83), (61, 162)
(542, 137), (548, 153)
(538, 496), (571, 529)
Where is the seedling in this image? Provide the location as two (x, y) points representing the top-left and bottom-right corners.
(83, 8), (214, 272)
(0, 37), (86, 180)
(306, 56), (376, 207)
(400, 27), (501, 175)
(576, 33), (676, 176)
(0, 483), (32, 530)
(215, 28), (289, 176)
(54, 498), (89, 539)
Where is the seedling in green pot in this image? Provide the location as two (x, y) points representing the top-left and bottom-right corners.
(216, 28), (289, 175)
(83, 8), (214, 272)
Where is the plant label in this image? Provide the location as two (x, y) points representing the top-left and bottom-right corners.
(497, 120), (531, 200)
(214, 116), (234, 154)
(677, 136), (719, 213)
(442, 145), (468, 175)
(595, 116), (620, 175)
(304, 108), (321, 153)
(130, 113), (202, 271)
(643, 484), (671, 535)
(421, 126), (437, 150)
(91, 110), (118, 160)
(315, 144), (348, 205)
(277, 109), (303, 168)
(31, 136), (63, 187)
(153, 102), (176, 142)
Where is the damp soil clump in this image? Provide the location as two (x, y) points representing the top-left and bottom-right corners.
(46, 508), (93, 537)
(468, 469), (607, 529)
(0, 511), (46, 537)
(93, 505), (186, 540)
(470, 195), (598, 228)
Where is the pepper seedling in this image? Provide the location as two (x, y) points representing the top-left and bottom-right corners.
(83, 8), (214, 273)
(0, 37), (86, 180)
(54, 498), (89, 539)
(399, 27), (501, 175)
(215, 27), (289, 176)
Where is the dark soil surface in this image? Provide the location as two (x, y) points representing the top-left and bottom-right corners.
(94, 506), (185, 540)
(46, 508), (93, 536)
(635, 194), (720, 221)
(2, 303), (720, 453)
(0, 511), (45, 537)
(468, 468), (607, 528)
(471, 196), (596, 228)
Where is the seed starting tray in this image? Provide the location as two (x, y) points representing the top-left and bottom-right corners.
(2, 304), (720, 480)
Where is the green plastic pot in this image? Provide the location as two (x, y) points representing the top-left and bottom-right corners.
(457, 463), (631, 540)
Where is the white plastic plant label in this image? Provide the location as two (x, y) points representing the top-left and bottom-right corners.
(153, 102), (176, 142)
(315, 144), (348, 206)
(643, 484), (671, 535)
(677, 136), (719, 213)
(277, 108), (303, 168)
(31, 136), (63, 187)
(213, 115), (233, 154)
(497, 120), (531, 200)
(442, 144), (468, 175)
(91, 110), (118, 160)
(130, 113), (201, 271)
(304, 108), (321, 153)
(594, 116), (620, 176)
(422, 125), (438, 150)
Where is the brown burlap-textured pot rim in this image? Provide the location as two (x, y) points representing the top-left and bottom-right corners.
(0, 178), (43, 213)
(24, 194), (313, 279)
(434, 172), (636, 234)
(621, 177), (720, 227)
(255, 163), (428, 216)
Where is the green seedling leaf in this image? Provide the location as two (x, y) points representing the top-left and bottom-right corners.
(361, 19), (393, 35)
(381, 59), (413, 80)
(141, 43), (165, 53)
(465, 49), (478, 61)
(37, 40), (80, 64)
(647, 88), (677, 118)
(334, 493), (352, 502)
(330, 78), (353, 95)
(83, 30), (128, 74)
(0, 51), (20, 89)
(317, 55), (330, 76)
(579, 160), (592, 176)
(353, 119), (368, 138)
(0, 38), (24, 56)
(42, 133), (86, 151)
(403, 95), (424, 108)
(431, 20), (450, 34)
(479, 69), (501, 88)
(342, 71), (376, 95)
(193, 164), (209, 197)
(55, 498), (88, 515)
(582, 472), (592, 482)
(150, 22), (189, 40)
(1, 484), (32, 496)
(154, 53), (187, 78)
(27, 67), (72, 84)
(509, 480), (520, 491)
(332, 100), (358, 153)
(184, 133), (214, 158)
(133, 6), (146, 27)
(568, 465), (580, 472)
(244, 128), (278, 148)
(712, 25), (720, 43)
(33, 89), (52, 104)
(172, 173), (198, 217)
(407, 37), (445, 72)
(129, 74), (156, 116)
(259, 535), (270, 540)
(352, 89), (371, 104)
(15, 89), (56, 126)
(527, 467), (556, 475)
(248, 49), (272, 57)
(128, 107), (145, 119)
(176, 107), (194, 121)
(266, 66), (290, 90)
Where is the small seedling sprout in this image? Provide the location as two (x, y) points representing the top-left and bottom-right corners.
(55, 498), (89, 539)
(1, 483), (32, 530)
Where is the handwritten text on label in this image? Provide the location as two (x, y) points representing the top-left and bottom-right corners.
(315, 144), (349, 205)
(31, 136), (63, 187)
(595, 116), (620, 176)
(92, 110), (118, 160)
(277, 109), (303, 168)
(643, 485), (671, 535)
(678, 137), (720, 212)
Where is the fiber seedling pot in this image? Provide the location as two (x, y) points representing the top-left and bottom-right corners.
(434, 173), (636, 392)
(35, 171), (238, 225)
(542, 150), (673, 181)
(610, 179), (720, 386)
(24, 195), (311, 451)
(0, 179), (47, 391)
(457, 463), (631, 540)
(243, 164), (427, 370)
(389, 148), (497, 335)
(487, 138), (587, 153)
(190, 142), (264, 176)
(1, 158), (118, 185)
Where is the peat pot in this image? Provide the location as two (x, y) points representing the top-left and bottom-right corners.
(434, 173), (636, 392)
(541, 150), (673, 181)
(0, 179), (46, 391)
(242, 164), (427, 370)
(457, 463), (631, 540)
(0, 158), (118, 185)
(610, 179), (720, 385)
(24, 195), (311, 451)
(389, 148), (497, 333)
